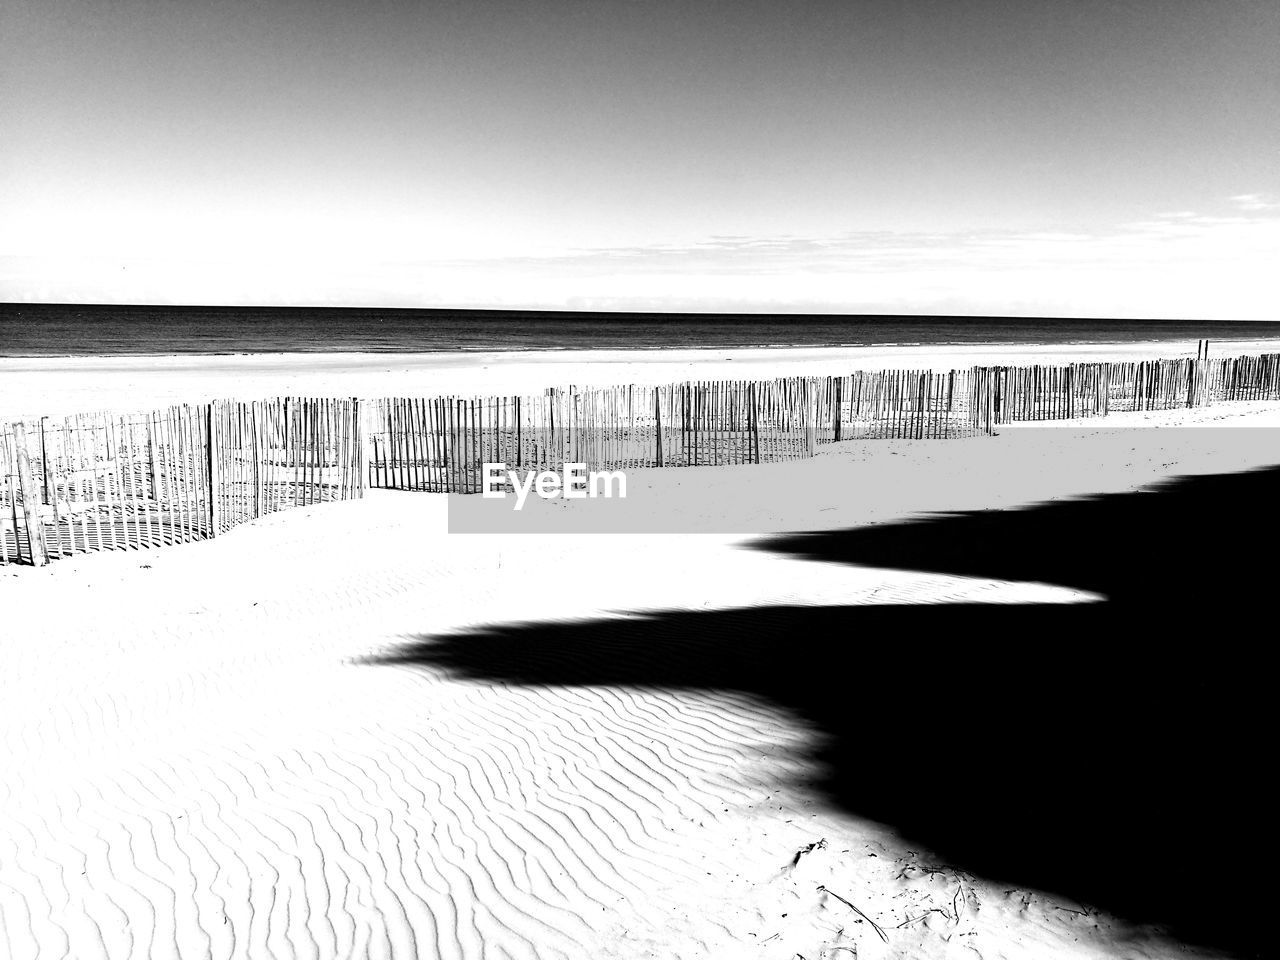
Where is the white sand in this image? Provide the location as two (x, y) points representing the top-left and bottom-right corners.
(4, 336), (1280, 421)
(2, 504), (1105, 960)
(5, 341), (1277, 959)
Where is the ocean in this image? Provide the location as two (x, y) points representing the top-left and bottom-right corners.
(3, 303), (1278, 357)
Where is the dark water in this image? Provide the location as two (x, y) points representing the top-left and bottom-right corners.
(3, 303), (1278, 357)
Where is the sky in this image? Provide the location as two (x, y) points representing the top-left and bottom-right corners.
(2, 0), (1278, 317)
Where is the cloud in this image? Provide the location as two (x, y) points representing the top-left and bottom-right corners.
(3, 202), (1279, 320)
(1230, 193), (1280, 212)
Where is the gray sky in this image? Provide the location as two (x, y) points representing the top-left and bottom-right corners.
(3, 0), (1278, 316)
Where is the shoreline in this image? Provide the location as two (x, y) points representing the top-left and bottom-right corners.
(5, 336), (1280, 421)
(6, 333), (1280, 363)
(3, 328), (1277, 361)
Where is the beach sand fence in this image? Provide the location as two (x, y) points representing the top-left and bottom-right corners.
(967, 352), (1280, 427)
(969, 362), (1113, 424)
(1204, 352), (1280, 402)
(1105, 358), (1214, 413)
(365, 379), (818, 492)
(815, 368), (986, 441)
(358, 352), (1280, 495)
(207, 397), (363, 533)
(971, 357), (1221, 425)
(1, 398), (362, 566)
(7, 350), (1278, 562)
(1, 407), (213, 566)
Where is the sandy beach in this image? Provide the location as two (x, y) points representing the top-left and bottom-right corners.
(4, 340), (1279, 959)
(10, 0), (1280, 952)
(5, 336), (1280, 421)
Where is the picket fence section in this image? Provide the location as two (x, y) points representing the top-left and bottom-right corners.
(972, 353), (1280, 425)
(2, 398), (362, 566)
(814, 368), (982, 442)
(208, 398), (363, 534)
(286, 352), (1280, 495)
(1206, 353), (1280, 402)
(364, 380), (817, 492)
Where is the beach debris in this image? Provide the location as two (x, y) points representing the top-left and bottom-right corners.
(817, 886), (889, 944)
(791, 838), (827, 868)
(896, 908), (952, 929)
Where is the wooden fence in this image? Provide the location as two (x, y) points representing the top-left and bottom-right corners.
(7, 351), (1280, 564)
(972, 353), (1280, 425)
(2, 398), (362, 566)
(363, 352), (1280, 493)
(814, 368), (983, 442)
(1206, 353), (1280, 402)
(364, 380), (817, 492)
(364, 367), (995, 495)
(208, 398), (363, 534)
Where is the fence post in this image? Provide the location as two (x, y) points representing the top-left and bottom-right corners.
(146, 413), (160, 501)
(916, 372), (927, 439)
(351, 398), (365, 496)
(805, 379), (818, 457)
(653, 389), (664, 467)
(833, 376), (843, 442)
(14, 423), (49, 566)
(39, 416), (52, 505)
(253, 399), (266, 519)
(207, 403), (220, 537)
(1196, 341), (1211, 407)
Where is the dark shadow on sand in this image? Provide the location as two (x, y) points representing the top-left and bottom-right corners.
(370, 465), (1280, 958)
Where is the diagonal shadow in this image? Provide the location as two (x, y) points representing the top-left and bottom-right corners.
(757, 462), (1280, 603)
(369, 465), (1280, 958)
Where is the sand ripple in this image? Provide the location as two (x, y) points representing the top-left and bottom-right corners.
(1, 494), (1199, 960)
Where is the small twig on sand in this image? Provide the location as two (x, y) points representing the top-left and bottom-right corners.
(897, 908), (950, 929)
(817, 886), (889, 943)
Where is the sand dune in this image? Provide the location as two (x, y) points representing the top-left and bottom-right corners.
(7, 411), (1267, 959)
